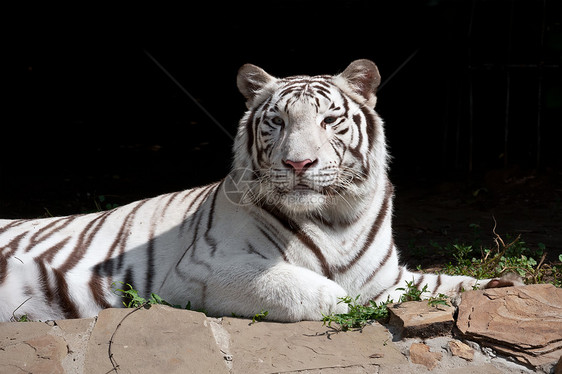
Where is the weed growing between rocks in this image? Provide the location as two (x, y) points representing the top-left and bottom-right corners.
(321, 281), (451, 332)
(113, 282), (192, 310)
(9, 296), (32, 322)
(322, 296), (392, 331)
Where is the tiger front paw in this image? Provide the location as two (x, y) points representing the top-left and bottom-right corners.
(265, 272), (349, 321)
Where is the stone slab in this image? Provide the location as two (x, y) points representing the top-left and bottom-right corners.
(387, 300), (456, 339)
(84, 305), (228, 374)
(457, 284), (562, 369)
(0, 321), (67, 374)
(222, 317), (407, 374)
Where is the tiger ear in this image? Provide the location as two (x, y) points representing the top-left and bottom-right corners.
(237, 64), (277, 108)
(338, 59), (381, 107)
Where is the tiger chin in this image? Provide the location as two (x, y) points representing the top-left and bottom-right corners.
(0, 60), (522, 323)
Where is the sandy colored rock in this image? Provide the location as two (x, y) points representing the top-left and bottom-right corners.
(387, 300), (455, 339)
(0, 321), (68, 374)
(448, 340), (474, 361)
(53, 317), (96, 374)
(84, 305), (228, 374)
(409, 342), (442, 370)
(223, 317), (407, 373)
(457, 284), (562, 369)
(3, 299), (558, 374)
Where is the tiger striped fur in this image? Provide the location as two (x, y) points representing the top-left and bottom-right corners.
(0, 60), (519, 322)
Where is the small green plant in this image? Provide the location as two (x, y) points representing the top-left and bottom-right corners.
(114, 282), (150, 308)
(395, 280), (449, 307)
(10, 297), (33, 322)
(251, 310), (269, 324)
(396, 279), (429, 302)
(12, 314), (30, 322)
(322, 295), (392, 331)
(113, 282), (190, 309)
(427, 293), (450, 307)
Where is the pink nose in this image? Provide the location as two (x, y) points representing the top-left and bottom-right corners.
(283, 159), (316, 175)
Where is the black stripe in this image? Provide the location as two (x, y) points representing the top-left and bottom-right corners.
(24, 216), (78, 253)
(245, 109), (256, 157)
(258, 227), (288, 262)
(329, 137), (345, 163)
(334, 181), (392, 274)
(100, 199), (151, 276)
(262, 205), (332, 279)
(0, 232), (27, 284)
(361, 106), (378, 153)
(0, 219), (28, 235)
(183, 183), (217, 232)
(372, 265), (404, 302)
(35, 260), (54, 306)
(206, 183), (222, 256)
(414, 274), (426, 290)
(37, 237), (71, 264)
(53, 267), (80, 319)
(245, 243), (268, 260)
(360, 240), (395, 288)
(435, 274), (442, 292)
(60, 211), (111, 273)
(145, 194), (174, 295)
(89, 265), (112, 309)
(393, 267), (405, 289)
(336, 126), (349, 136)
(162, 191), (183, 217)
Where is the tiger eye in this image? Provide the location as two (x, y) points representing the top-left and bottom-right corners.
(272, 117), (285, 126)
(323, 116), (337, 125)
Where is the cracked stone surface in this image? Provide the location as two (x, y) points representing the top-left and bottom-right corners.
(0, 321), (67, 374)
(221, 316), (407, 373)
(456, 284), (562, 370)
(83, 306), (227, 373)
(1, 298), (560, 374)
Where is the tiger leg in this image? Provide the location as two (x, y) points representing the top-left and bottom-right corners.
(201, 259), (349, 322)
(367, 267), (523, 305)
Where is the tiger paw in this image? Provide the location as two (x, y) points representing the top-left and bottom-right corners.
(484, 273), (524, 289)
(263, 272), (349, 322)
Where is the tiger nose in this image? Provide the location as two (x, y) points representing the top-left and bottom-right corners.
(283, 159), (317, 175)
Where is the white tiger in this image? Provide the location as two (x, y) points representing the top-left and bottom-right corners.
(0, 60), (519, 322)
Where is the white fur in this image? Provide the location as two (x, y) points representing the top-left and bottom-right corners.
(0, 60), (518, 322)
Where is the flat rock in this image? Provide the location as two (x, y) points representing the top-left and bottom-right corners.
(387, 300), (456, 339)
(448, 340), (474, 361)
(409, 342), (442, 370)
(456, 284), (562, 370)
(84, 305), (228, 374)
(0, 321), (67, 374)
(222, 317), (407, 373)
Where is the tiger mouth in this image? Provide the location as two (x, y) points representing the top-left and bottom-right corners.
(271, 183), (319, 195)
(293, 183), (314, 191)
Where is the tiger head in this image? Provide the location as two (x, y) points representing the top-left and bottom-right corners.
(230, 60), (388, 222)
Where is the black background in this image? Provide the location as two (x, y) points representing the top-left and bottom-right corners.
(2, 1), (561, 219)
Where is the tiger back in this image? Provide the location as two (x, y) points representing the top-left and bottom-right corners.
(0, 60), (519, 322)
